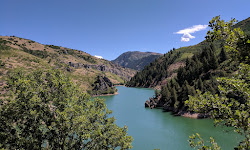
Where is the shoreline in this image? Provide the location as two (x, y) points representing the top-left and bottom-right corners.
(178, 111), (209, 119)
(114, 84), (125, 87)
(92, 92), (119, 97)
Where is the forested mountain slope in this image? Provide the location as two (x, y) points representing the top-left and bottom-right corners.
(0, 36), (136, 95)
(132, 17), (250, 114)
(126, 17), (250, 89)
(112, 51), (162, 70)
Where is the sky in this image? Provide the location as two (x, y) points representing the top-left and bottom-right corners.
(1, 0), (250, 60)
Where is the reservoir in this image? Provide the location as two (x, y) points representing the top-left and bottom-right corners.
(97, 86), (242, 150)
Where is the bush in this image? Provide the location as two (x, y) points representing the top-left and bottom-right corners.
(0, 69), (133, 149)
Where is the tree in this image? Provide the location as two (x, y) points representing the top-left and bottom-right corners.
(0, 69), (133, 149)
(219, 46), (227, 63)
(209, 51), (219, 70)
(188, 133), (221, 150)
(186, 64), (250, 149)
(154, 89), (160, 98)
(206, 16), (249, 63)
(186, 16), (250, 149)
(171, 88), (178, 109)
(161, 86), (171, 107)
(197, 77), (204, 92)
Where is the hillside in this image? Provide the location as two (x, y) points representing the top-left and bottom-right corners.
(112, 51), (163, 70)
(234, 17), (250, 35)
(0, 36), (136, 95)
(126, 17), (250, 89)
(127, 17), (250, 114)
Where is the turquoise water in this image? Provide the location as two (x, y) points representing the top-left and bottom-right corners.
(97, 86), (242, 150)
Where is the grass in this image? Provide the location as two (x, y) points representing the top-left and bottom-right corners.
(105, 72), (125, 84)
(0, 36), (135, 94)
(175, 53), (194, 62)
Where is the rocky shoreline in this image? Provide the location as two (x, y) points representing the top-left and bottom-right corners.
(145, 96), (209, 119)
(92, 92), (118, 97)
(177, 111), (209, 119)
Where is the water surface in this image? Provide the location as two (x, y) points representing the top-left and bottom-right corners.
(97, 86), (242, 150)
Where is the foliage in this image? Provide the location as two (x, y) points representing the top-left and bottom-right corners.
(186, 16), (250, 150)
(126, 49), (181, 87)
(186, 64), (250, 149)
(160, 43), (232, 110)
(152, 16), (250, 112)
(0, 60), (5, 67)
(206, 16), (250, 64)
(77, 54), (96, 63)
(0, 69), (133, 149)
(127, 16), (250, 109)
(189, 133), (221, 150)
(233, 17), (250, 36)
(0, 38), (11, 50)
(22, 47), (49, 59)
(47, 45), (60, 49)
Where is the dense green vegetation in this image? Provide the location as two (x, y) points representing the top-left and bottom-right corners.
(0, 69), (133, 149)
(126, 42), (222, 88)
(126, 18), (250, 90)
(22, 47), (49, 58)
(126, 16), (250, 149)
(187, 16), (250, 150)
(234, 17), (250, 36)
(0, 38), (11, 50)
(126, 50), (181, 87)
(161, 43), (239, 111)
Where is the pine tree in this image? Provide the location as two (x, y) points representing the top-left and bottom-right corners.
(161, 86), (171, 105)
(171, 88), (178, 109)
(210, 52), (219, 69)
(219, 46), (227, 63)
(203, 58), (210, 72)
(197, 77), (204, 92)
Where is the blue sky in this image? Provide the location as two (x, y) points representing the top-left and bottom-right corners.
(1, 0), (249, 60)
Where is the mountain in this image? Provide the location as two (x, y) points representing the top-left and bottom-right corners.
(0, 36), (136, 95)
(126, 17), (250, 89)
(127, 17), (250, 112)
(234, 17), (250, 35)
(126, 44), (207, 89)
(112, 51), (163, 70)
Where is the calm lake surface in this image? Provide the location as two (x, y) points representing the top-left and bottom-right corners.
(97, 86), (242, 150)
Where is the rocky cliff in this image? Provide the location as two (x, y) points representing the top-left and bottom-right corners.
(90, 75), (117, 96)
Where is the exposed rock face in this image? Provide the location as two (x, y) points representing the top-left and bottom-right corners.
(93, 76), (113, 91)
(145, 96), (164, 109)
(145, 97), (210, 119)
(177, 111), (210, 119)
(68, 62), (135, 80)
(91, 75), (117, 96)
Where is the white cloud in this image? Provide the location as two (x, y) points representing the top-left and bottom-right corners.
(181, 33), (195, 42)
(175, 25), (208, 42)
(94, 55), (103, 59)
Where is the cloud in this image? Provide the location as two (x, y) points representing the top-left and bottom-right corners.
(181, 33), (195, 42)
(94, 55), (103, 59)
(175, 25), (208, 42)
